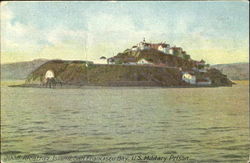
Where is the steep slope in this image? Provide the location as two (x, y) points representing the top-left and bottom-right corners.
(115, 49), (197, 70)
(26, 60), (185, 86)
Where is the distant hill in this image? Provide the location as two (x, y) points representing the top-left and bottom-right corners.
(211, 63), (249, 80)
(1, 59), (49, 80)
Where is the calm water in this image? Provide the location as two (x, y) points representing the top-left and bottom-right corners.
(1, 81), (249, 163)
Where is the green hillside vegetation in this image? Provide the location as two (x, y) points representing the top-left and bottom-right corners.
(25, 60), (233, 87)
(115, 49), (197, 70)
(26, 60), (184, 86)
(21, 44), (235, 87)
(197, 68), (233, 86)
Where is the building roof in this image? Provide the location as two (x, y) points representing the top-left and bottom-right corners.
(149, 44), (160, 49)
(140, 40), (170, 49)
(159, 44), (170, 48)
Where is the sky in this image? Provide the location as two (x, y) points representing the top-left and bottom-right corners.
(1, 1), (249, 64)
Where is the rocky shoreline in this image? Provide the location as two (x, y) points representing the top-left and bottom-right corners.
(10, 83), (230, 89)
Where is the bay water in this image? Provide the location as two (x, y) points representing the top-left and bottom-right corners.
(1, 81), (249, 162)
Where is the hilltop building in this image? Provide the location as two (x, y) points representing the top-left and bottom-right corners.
(133, 38), (171, 54)
(107, 39), (208, 70)
(158, 44), (170, 54)
(170, 47), (182, 56)
(130, 38), (190, 60)
(131, 46), (139, 51)
(138, 38), (150, 50)
(169, 47), (191, 59)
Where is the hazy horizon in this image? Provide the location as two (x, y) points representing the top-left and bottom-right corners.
(1, 58), (249, 65)
(1, 1), (249, 64)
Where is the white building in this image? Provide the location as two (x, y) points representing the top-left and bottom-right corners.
(131, 46), (139, 51)
(45, 70), (55, 79)
(137, 58), (153, 65)
(182, 72), (196, 85)
(136, 38), (172, 54)
(138, 42), (150, 50)
(169, 48), (174, 55)
(138, 38), (150, 50)
(158, 44), (170, 54)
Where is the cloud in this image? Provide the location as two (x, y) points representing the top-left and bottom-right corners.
(46, 26), (88, 45)
(1, 2), (249, 64)
(87, 13), (136, 33)
(1, 2), (9, 8)
(1, 3), (12, 21)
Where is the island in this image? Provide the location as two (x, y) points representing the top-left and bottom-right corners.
(21, 39), (233, 88)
